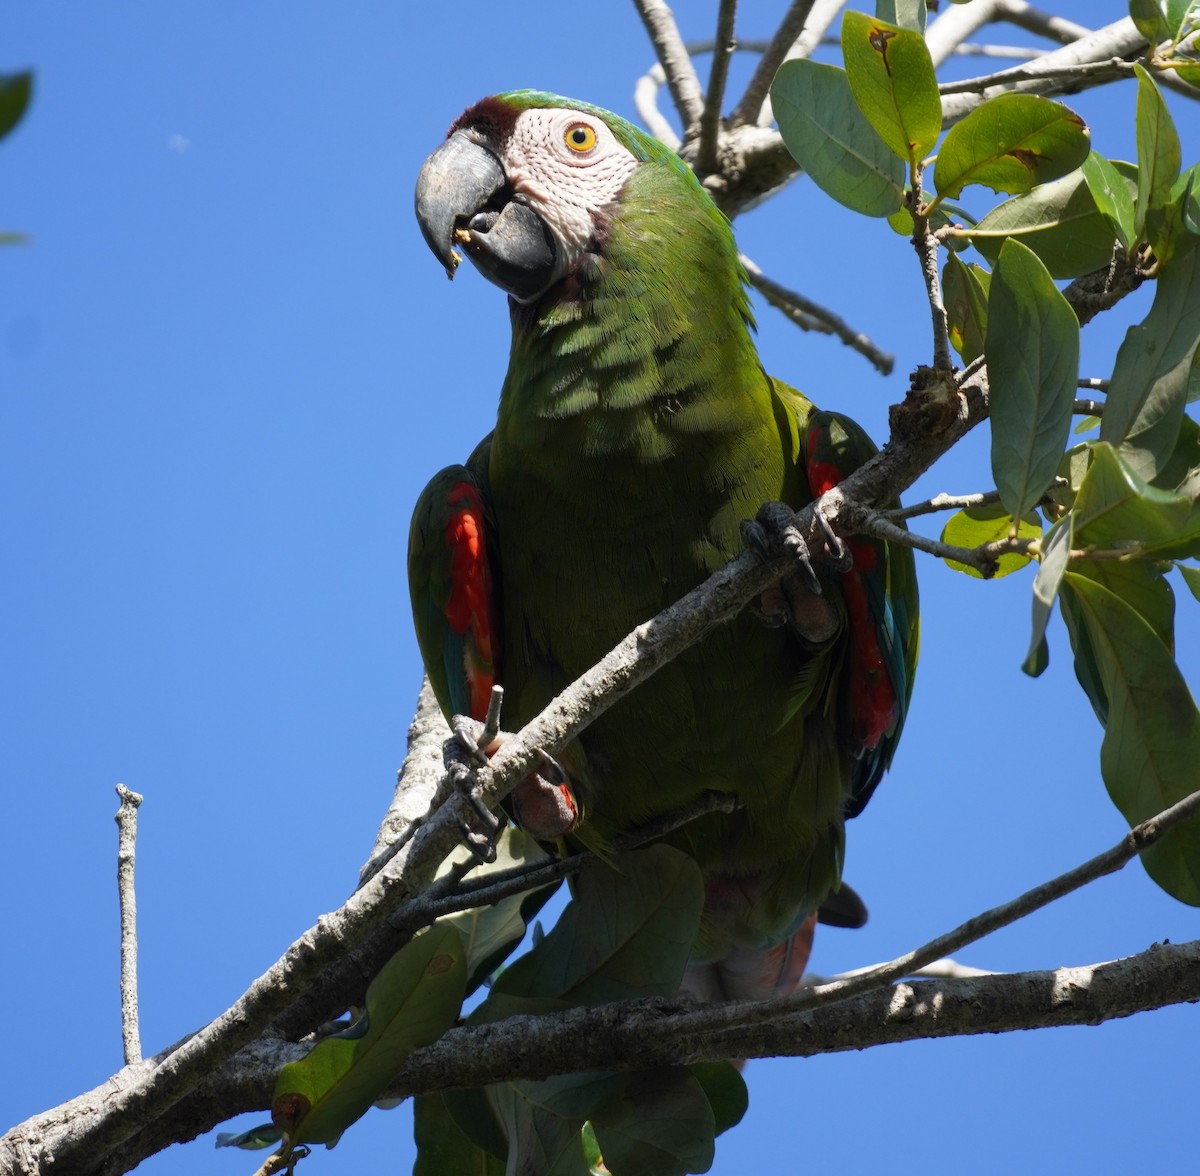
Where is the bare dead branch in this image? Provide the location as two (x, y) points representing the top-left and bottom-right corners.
(695, 0), (738, 175)
(729, 0), (818, 127)
(114, 783), (144, 1067)
(740, 253), (895, 374)
(631, 0), (705, 135)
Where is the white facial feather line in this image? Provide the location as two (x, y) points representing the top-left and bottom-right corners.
(502, 108), (640, 270)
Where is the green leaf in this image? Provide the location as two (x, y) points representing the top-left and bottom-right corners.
(941, 503), (1040, 578)
(841, 10), (942, 169)
(1023, 516), (1071, 676)
(476, 845), (704, 1021)
(690, 1062), (749, 1138)
(942, 251), (990, 363)
(933, 93), (1089, 201)
(1177, 562), (1200, 602)
(214, 1123), (283, 1151)
(985, 239), (1080, 521)
(272, 923), (467, 1145)
(1099, 241), (1200, 479)
(414, 1093), (506, 1176)
(875, 0), (927, 31)
(590, 1068), (717, 1176)
(1130, 0), (1174, 43)
(1061, 573), (1200, 905)
(439, 826), (559, 995)
(0, 72), (32, 142)
(1073, 441), (1200, 561)
(1134, 64), (1182, 246)
(1081, 151), (1137, 252)
(771, 59), (905, 218)
(1167, 0), (1199, 35)
(488, 1080), (593, 1176)
(963, 168), (1121, 278)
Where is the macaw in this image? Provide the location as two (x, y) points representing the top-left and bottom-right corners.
(409, 91), (918, 1001)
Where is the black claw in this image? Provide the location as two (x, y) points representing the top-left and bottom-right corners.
(814, 508), (853, 573)
(535, 748), (568, 787)
(451, 715), (491, 768)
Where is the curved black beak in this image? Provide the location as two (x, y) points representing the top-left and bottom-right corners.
(414, 130), (558, 302)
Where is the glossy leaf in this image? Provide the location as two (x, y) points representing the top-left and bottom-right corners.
(272, 923), (466, 1145)
(771, 59), (905, 218)
(1023, 516), (1071, 677)
(1134, 64), (1182, 244)
(986, 239), (1080, 521)
(0, 72), (31, 142)
(1129, 0), (1173, 43)
(942, 251), (990, 363)
(1081, 151), (1137, 251)
(941, 503), (1040, 578)
(1073, 442), (1200, 561)
(934, 94), (1089, 201)
(841, 10), (941, 168)
(1099, 241), (1200, 479)
(964, 169), (1119, 277)
(1061, 573), (1200, 905)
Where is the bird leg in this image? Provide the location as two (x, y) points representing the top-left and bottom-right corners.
(742, 501), (853, 645)
(447, 704), (581, 853)
(446, 714), (505, 863)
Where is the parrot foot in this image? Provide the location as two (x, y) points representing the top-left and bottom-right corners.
(510, 749), (581, 840)
(447, 711), (581, 846)
(741, 501), (823, 595)
(445, 714), (505, 863)
(742, 502), (848, 644)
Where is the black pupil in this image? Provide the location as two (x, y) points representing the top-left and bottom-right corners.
(571, 128), (589, 145)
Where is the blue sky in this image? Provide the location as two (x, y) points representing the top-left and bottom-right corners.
(2, 3), (1197, 1174)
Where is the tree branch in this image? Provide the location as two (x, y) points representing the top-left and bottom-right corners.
(695, 0), (738, 175)
(631, 0), (705, 136)
(114, 784), (144, 1068)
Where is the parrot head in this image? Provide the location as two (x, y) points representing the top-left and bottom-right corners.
(414, 91), (692, 303)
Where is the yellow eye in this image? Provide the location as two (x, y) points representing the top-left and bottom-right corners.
(564, 123), (597, 153)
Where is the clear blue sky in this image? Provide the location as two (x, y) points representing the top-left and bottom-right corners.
(2, 3), (1197, 1174)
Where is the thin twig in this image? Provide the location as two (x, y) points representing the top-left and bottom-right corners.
(775, 786), (1200, 1023)
(631, 0), (705, 136)
(1078, 378), (1109, 392)
(996, 0), (1090, 47)
(114, 783), (144, 1067)
(412, 791), (742, 924)
(911, 175), (954, 374)
(885, 489), (1003, 521)
(696, 0), (738, 175)
(730, 0), (817, 127)
(1074, 397), (1104, 416)
(842, 501), (1020, 575)
(740, 253), (895, 374)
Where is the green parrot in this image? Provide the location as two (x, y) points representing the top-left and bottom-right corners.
(409, 91), (918, 1001)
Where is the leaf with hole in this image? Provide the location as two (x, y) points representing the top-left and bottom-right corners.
(934, 93), (1089, 201)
